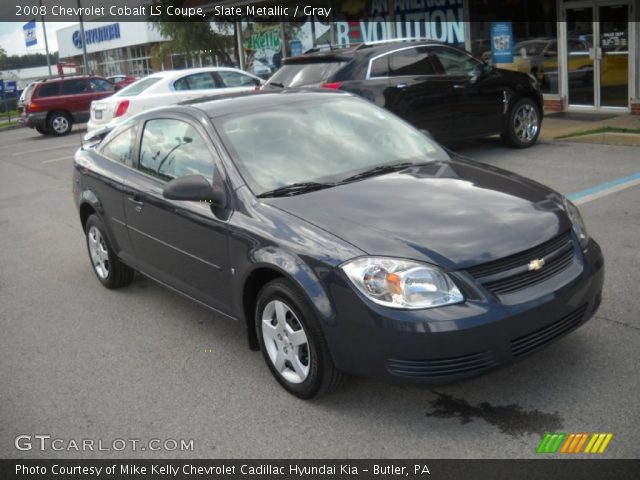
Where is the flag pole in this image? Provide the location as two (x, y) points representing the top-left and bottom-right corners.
(38, 0), (52, 76)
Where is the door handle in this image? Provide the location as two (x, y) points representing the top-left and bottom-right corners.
(453, 84), (466, 89)
(396, 83), (407, 89)
(127, 195), (144, 212)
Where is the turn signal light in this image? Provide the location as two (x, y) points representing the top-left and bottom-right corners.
(114, 100), (129, 118)
(321, 82), (343, 90)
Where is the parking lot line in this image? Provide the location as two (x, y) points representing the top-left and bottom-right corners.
(568, 172), (640, 205)
(42, 156), (72, 164)
(11, 142), (80, 156)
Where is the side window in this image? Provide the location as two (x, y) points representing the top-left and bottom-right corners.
(90, 78), (114, 92)
(139, 119), (215, 182)
(61, 79), (88, 95)
(37, 82), (60, 97)
(389, 48), (436, 76)
(431, 47), (482, 76)
(217, 71), (258, 87)
(369, 56), (389, 77)
(101, 126), (136, 164)
(173, 72), (219, 91)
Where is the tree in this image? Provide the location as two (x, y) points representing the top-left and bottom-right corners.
(149, 1), (236, 68)
(0, 46), (7, 70)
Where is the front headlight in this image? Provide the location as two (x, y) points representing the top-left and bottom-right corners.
(340, 257), (463, 309)
(565, 199), (590, 248)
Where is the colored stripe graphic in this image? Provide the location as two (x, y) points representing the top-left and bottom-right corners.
(584, 433), (614, 454)
(540, 433), (613, 454)
(537, 433), (566, 453)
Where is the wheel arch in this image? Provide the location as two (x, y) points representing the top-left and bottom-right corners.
(239, 251), (336, 351)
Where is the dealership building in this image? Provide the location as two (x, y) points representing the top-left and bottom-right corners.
(57, 0), (639, 114)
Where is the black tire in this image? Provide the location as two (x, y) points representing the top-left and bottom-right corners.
(85, 214), (134, 289)
(35, 125), (50, 135)
(501, 97), (541, 148)
(255, 278), (346, 399)
(47, 111), (73, 136)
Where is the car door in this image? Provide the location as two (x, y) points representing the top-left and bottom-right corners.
(376, 46), (456, 139)
(60, 79), (89, 118)
(214, 70), (262, 93)
(429, 46), (505, 138)
(172, 72), (223, 102)
(122, 114), (232, 315)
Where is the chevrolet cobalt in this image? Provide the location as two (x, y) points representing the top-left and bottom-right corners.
(73, 91), (604, 398)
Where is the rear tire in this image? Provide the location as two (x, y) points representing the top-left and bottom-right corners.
(85, 214), (134, 289)
(255, 278), (346, 399)
(501, 98), (541, 148)
(47, 111), (72, 136)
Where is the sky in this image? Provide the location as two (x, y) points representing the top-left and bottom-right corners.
(0, 21), (75, 56)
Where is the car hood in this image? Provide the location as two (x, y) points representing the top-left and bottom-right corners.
(266, 159), (572, 269)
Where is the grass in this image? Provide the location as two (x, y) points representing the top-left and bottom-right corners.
(556, 126), (640, 139)
(0, 120), (19, 129)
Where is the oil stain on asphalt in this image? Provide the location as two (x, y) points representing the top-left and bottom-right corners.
(425, 391), (563, 437)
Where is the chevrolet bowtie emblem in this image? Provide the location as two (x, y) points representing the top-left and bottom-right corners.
(528, 258), (546, 271)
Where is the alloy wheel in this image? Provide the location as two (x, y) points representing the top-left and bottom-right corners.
(261, 299), (310, 384)
(87, 226), (110, 280)
(51, 116), (69, 134)
(513, 104), (539, 144)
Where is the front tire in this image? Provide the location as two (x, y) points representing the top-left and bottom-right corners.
(85, 214), (134, 289)
(501, 98), (541, 148)
(255, 278), (345, 399)
(47, 111), (72, 136)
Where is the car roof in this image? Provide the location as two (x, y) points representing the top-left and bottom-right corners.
(185, 90), (351, 118)
(283, 39), (456, 64)
(145, 67), (255, 81)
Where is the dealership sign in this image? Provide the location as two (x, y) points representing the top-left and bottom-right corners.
(336, 0), (465, 45)
(72, 23), (121, 49)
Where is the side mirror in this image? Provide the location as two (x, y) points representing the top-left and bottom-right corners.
(162, 174), (226, 208)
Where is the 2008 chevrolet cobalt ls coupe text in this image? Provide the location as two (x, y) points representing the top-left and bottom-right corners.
(73, 91), (604, 399)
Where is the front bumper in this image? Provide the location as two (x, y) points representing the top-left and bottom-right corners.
(325, 238), (604, 383)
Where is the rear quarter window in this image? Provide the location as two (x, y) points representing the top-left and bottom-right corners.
(268, 61), (346, 87)
(36, 82), (60, 97)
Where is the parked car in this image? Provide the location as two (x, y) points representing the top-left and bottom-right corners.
(264, 41), (544, 148)
(19, 75), (117, 136)
(87, 67), (265, 133)
(107, 75), (139, 87)
(74, 90), (603, 399)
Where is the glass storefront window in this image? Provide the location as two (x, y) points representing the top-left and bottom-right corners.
(241, 22), (282, 78)
(468, 0), (558, 94)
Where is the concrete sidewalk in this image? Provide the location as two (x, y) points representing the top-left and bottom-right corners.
(540, 111), (640, 146)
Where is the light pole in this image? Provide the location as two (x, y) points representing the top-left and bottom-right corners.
(77, 0), (89, 73)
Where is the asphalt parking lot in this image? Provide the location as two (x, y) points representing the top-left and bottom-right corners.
(1, 125), (638, 459)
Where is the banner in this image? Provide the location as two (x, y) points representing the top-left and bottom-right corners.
(23, 19), (37, 48)
(491, 22), (514, 63)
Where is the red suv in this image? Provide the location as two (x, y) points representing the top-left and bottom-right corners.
(19, 76), (117, 136)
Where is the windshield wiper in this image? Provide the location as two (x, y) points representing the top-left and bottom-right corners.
(338, 162), (416, 184)
(257, 182), (334, 198)
(267, 82), (285, 88)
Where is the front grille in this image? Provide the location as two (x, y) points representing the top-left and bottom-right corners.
(467, 231), (575, 296)
(387, 351), (498, 379)
(510, 304), (588, 357)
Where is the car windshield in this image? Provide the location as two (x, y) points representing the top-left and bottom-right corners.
(267, 61), (346, 87)
(215, 97), (449, 196)
(114, 77), (161, 97)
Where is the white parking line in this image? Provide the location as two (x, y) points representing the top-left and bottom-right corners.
(11, 142), (80, 156)
(41, 156), (72, 164)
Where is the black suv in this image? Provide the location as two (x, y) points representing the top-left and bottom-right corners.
(265, 41), (544, 148)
